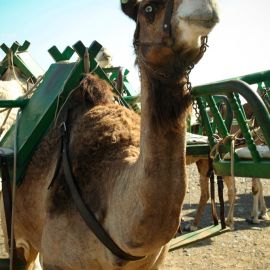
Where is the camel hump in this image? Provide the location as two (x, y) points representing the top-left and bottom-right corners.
(80, 74), (114, 107)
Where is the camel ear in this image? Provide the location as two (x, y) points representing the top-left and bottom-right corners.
(121, 0), (139, 21)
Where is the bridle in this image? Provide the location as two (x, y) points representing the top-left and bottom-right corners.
(133, 0), (208, 84)
(133, 0), (175, 48)
(163, 0), (175, 38)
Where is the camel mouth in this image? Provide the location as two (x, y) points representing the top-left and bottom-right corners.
(180, 16), (219, 30)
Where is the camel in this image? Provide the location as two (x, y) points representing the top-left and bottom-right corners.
(7, 1), (219, 269)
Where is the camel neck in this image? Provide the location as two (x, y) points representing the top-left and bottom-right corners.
(126, 68), (189, 252)
(105, 68), (190, 257)
(139, 68), (190, 157)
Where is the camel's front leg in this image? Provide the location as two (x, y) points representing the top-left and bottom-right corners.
(150, 245), (169, 270)
(250, 178), (261, 224)
(257, 179), (269, 220)
(187, 159), (210, 231)
(223, 176), (236, 229)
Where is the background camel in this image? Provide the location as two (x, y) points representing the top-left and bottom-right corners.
(188, 101), (269, 231)
(186, 155), (235, 230)
(7, 1), (219, 269)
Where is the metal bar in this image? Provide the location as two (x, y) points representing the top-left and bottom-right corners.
(204, 69), (270, 86)
(228, 93), (261, 162)
(192, 80), (270, 148)
(196, 98), (216, 148)
(206, 96), (229, 138)
(0, 99), (29, 108)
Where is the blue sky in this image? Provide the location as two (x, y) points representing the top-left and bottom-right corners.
(1, 0), (270, 92)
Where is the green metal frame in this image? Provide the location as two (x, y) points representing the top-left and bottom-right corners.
(0, 41), (44, 82)
(103, 67), (140, 112)
(192, 80), (270, 178)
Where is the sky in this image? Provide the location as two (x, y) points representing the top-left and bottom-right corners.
(0, 0), (270, 94)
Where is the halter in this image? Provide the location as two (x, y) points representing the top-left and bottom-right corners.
(133, 0), (175, 48)
(163, 0), (175, 38)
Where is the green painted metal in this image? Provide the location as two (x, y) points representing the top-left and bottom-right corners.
(103, 67), (140, 112)
(169, 224), (229, 251)
(228, 93), (261, 162)
(192, 80), (270, 178)
(186, 144), (210, 156)
(0, 258), (25, 270)
(210, 69), (270, 86)
(48, 45), (75, 62)
(0, 99), (29, 108)
(0, 41), (44, 82)
(213, 161), (270, 178)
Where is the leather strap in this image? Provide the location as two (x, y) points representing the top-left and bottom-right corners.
(163, 0), (174, 36)
(0, 157), (19, 269)
(60, 120), (145, 261)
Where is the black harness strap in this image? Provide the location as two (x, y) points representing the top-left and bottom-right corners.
(163, 0), (174, 36)
(0, 154), (19, 269)
(208, 163), (219, 226)
(217, 176), (226, 229)
(59, 118), (145, 261)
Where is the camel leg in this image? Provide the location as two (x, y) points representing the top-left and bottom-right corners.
(223, 176), (236, 229)
(257, 179), (270, 220)
(187, 159), (210, 231)
(249, 178), (261, 224)
(151, 245), (169, 270)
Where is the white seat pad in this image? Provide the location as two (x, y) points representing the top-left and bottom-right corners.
(186, 132), (208, 145)
(224, 145), (270, 160)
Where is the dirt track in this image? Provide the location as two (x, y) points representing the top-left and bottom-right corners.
(0, 164), (270, 269)
(165, 164), (270, 270)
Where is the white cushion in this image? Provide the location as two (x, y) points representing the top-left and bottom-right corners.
(224, 145), (270, 160)
(186, 132), (208, 145)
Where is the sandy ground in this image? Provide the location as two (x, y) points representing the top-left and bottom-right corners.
(164, 164), (270, 270)
(0, 164), (269, 269)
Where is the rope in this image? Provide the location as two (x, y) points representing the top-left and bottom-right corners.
(210, 128), (242, 160)
(0, 109), (12, 137)
(0, 67), (44, 138)
(210, 132), (238, 209)
(251, 127), (265, 144)
(10, 51), (27, 93)
(53, 60), (80, 124)
(230, 138), (236, 202)
(54, 54), (99, 124)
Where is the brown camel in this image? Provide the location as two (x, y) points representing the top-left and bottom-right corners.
(9, 1), (219, 269)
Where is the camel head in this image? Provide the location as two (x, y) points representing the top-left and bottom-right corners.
(121, 0), (219, 75)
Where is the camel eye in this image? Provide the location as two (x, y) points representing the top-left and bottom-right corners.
(144, 5), (153, 13)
